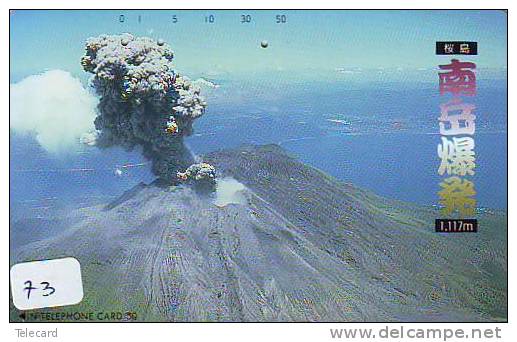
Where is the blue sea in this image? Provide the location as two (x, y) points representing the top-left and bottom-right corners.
(10, 77), (507, 220)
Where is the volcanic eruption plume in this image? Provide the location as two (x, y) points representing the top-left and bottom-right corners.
(81, 33), (213, 184)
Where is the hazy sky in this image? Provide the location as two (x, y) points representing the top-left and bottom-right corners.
(10, 10), (507, 79)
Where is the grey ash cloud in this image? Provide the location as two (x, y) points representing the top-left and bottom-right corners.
(81, 33), (209, 183)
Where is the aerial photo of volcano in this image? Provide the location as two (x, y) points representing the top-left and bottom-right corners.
(10, 10), (507, 322)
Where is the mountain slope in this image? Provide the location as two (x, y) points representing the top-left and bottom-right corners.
(10, 144), (507, 322)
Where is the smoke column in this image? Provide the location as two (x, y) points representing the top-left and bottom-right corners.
(81, 33), (207, 183)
